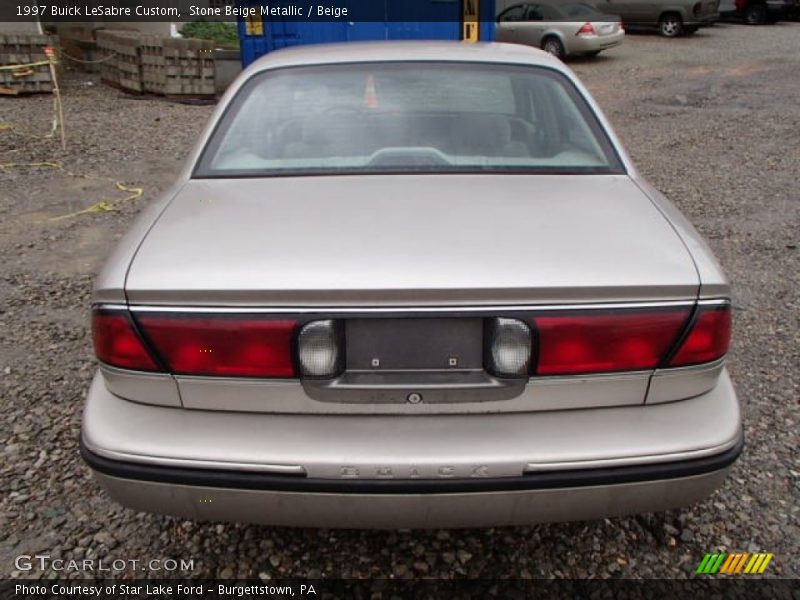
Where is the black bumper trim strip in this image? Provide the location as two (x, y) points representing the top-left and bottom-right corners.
(80, 433), (743, 495)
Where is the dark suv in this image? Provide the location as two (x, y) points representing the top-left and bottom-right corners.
(592, 0), (720, 36)
(719, 0), (794, 23)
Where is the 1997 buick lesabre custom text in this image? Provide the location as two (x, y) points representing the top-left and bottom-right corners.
(81, 42), (742, 528)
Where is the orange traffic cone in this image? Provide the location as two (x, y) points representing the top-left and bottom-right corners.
(364, 74), (379, 109)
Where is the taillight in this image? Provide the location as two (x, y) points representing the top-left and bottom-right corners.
(92, 310), (160, 372)
(576, 22), (596, 36)
(532, 309), (691, 375)
(135, 314), (297, 378)
(669, 304), (731, 367)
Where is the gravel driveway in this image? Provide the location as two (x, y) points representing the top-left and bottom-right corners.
(1, 22), (798, 580)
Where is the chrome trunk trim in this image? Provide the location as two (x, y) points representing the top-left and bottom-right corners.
(101, 299), (709, 314)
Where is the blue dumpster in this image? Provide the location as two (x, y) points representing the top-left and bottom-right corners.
(238, 0), (496, 67)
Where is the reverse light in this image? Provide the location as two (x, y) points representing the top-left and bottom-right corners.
(669, 304), (731, 367)
(486, 318), (532, 378)
(298, 320), (344, 378)
(532, 309), (691, 375)
(135, 314), (296, 378)
(576, 22), (596, 36)
(92, 310), (160, 372)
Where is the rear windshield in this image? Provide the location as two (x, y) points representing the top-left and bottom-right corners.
(195, 62), (624, 177)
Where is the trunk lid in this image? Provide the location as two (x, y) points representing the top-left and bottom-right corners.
(125, 174), (698, 306)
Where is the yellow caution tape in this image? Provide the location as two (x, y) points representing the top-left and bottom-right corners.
(0, 161), (145, 221)
(49, 201), (117, 221)
(0, 60), (52, 71)
(0, 161), (61, 169)
(115, 182), (144, 203)
(0, 104), (58, 139)
(49, 183), (144, 221)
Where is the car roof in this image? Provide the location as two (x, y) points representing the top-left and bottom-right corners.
(245, 41), (567, 74)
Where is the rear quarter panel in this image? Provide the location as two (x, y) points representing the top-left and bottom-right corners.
(93, 182), (185, 304)
(632, 177), (729, 299)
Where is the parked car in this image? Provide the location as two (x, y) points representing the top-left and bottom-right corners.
(82, 41), (741, 529)
(591, 0), (719, 36)
(718, 0), (794, 23)
(496, 1), (624, 59)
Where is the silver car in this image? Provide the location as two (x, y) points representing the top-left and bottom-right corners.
(497, 1), (625, 58)
(81, 41), (741, 529)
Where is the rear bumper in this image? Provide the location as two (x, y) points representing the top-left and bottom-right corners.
(82, 436), (742, 495)
(81, 370), (742, 527)
(86, 463), (735, 529)
(568, 30), (625, 55)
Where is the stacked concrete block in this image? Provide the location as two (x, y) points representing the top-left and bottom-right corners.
(162, 38), (216, 97)
(96, 31), (216, 97)
(0, 34), (58, 94)
(140, 35), (167, 95)
(114, 33), (145, 93)
(96, 30), (125, 87)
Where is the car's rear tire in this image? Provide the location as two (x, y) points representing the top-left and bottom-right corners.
(659, 13), (684, 36)
(744, 2), (767, 23)
(542, 36), (566, 59)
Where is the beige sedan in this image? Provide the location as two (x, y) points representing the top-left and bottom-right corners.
(81, 41), (739, 529)
(497, 1), (625, 59)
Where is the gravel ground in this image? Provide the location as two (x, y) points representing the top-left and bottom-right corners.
(1, 23), (798, 580)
